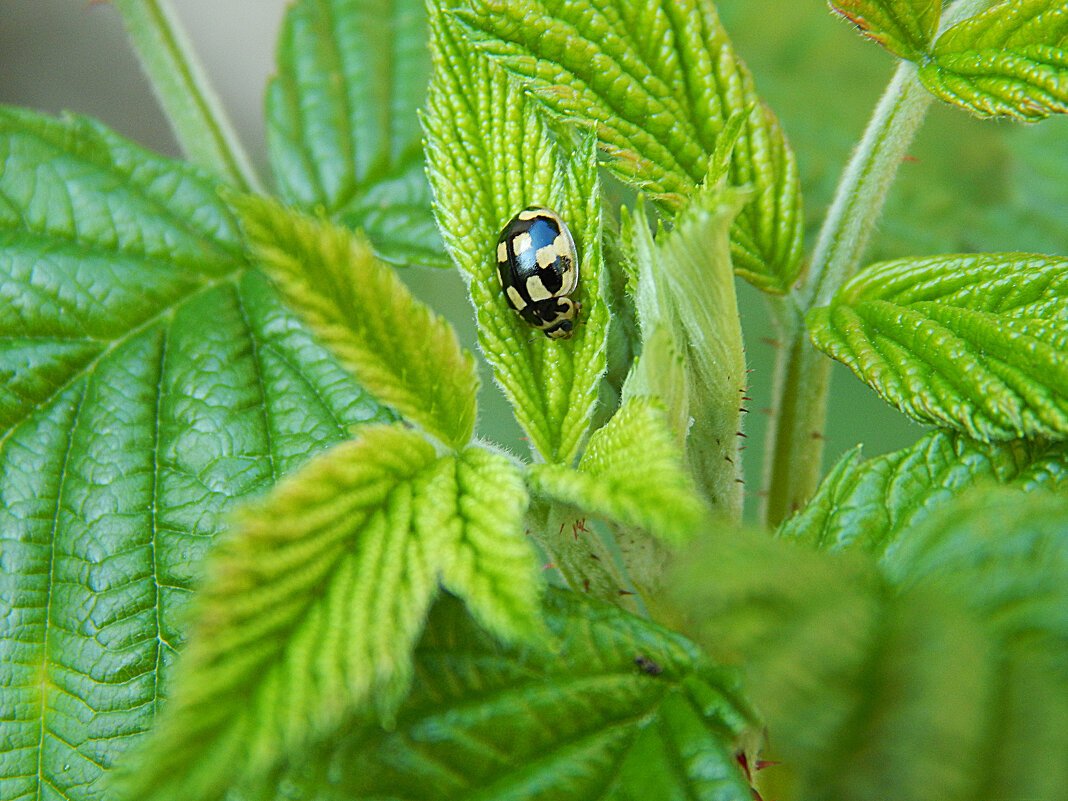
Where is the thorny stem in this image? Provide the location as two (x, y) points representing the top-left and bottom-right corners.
(761, 0), (994, 527)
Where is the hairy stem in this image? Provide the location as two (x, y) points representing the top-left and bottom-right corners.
(761, 0), (996, 527)
(112, 0), (261, 192)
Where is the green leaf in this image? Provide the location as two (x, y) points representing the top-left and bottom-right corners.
(0, 107), (389, 801)
(116, 428), (542, 801)
(920, 0), (1068, 120)
(275, 588), (757, 801)
(807, 252), (1068, 440)
(529, 398), (706, 544)
(667, 502), (1068, 801)
(882, 489), (1068, 801)
(622, 184), (748, 518)
(236, 194), (479, 450)
(453, 0), (803, 292)
(266, 0), (447, 266)
(423, 2), (608, 464)
(829, 0), (942, 60)
(779, 428), (1068, 551)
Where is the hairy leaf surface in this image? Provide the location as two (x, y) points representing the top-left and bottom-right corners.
(117, 431), (541, 801)
(0, 107), (389, 801)
(529, 398), (705, 545)
(453, 0), (803, 292)
(830, 0), (942, 59)
(807, 252), (1068, 440)
(424, 1), (608, 464)
(779, 428), (1068, 551)
(266, 0), (447, 266)
(921, 0), (1068, 119)
(275, 588), (757, 801)
(237, 195), (479, 449)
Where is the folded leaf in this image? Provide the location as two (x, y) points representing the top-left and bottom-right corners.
(0, 107), (389, 801)
(116, 428), (541, 801)
(779, 428), (1068, 551)
(423, 1), (608, 464)
(237, 195), (479, 449)
(275, 588), (758, 801)
(807, 252), (1068, 440)
(266, 0), (447, 266)
(454, 0), (803, 292)
(830, 0), (942, 59)
(920, 0), (1068, 119)
(622, 184), (748, 517)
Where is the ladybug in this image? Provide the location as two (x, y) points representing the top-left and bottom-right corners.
(495, 205), (579, 339)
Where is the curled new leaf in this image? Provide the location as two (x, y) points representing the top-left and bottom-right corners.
(807, 252), (1068, 440)
(236, 194), (479, 449)
(423, 1), (608, 464)
(921, 0), (1068, 120)
(453, 0), (803, 292)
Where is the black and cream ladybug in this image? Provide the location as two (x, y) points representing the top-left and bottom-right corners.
(495, 205), (580, 339)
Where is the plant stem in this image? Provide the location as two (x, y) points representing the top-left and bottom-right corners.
(761, 0), (996, 528)
(112, 0), (262, 192)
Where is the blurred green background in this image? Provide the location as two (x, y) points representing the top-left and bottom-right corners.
(3, 0), (1065, 519)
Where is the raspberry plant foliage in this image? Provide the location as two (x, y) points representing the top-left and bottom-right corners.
(2, 1), (1068, 801)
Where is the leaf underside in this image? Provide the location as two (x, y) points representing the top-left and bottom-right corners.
(829, 0), (942, 60)
(0, 107), (390, 801)
(423, 1), (609, 464)
(453, 0), (804, 292)
(274, 588), (757, 801)
(920, 0), (1068, 120)
(808, 252), (1068, 440)
(266, 0), (448, 266)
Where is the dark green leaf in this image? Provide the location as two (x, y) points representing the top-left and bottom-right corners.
(779, 428), (1068, 551)
(921, 0), (1068, 120)
(0, 107), (388, 801)
(275, 588), (757, 801)
(237, 195), (479, 449)
(807, 252), (1068, 440)
(423, 2), (609, 464)
(266, 0), (447, 266)
(830, 0), (942, 59)
(453, 0), (803, 292)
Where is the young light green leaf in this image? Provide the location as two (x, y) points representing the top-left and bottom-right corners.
(667, 500), (1068, 801)
(0, 107), (389, 801)
(266, 0), (447, 266)
(453, 0), (803, 292)
(423, 2), (608, 464)
(622, 184), (749, 518)
(528, 398), (706, 545)
(807, 252), (1068, 440)
(830, 0), (942, 60)
(115, 428), (542, 801)
(273, 588), (758, 801)
(920, 0), (1068, 120)
(779, 428), (1068, 551)
(236, 194), (478, 449)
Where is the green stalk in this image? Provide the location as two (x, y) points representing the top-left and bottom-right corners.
(762, 0), (994, 527)
(112, 0), (261, 192)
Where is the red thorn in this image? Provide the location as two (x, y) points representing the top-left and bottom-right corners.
(618, 589), (635, 596)
(542, 562), (556, 570)
(903, 155), (920, 163)
(737, 431), (748, 438)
